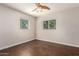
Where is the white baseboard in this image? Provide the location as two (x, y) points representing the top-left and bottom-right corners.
(38, 39), (79, 48)
(0, 39), (34, 50)
(1, 38), (79, 50)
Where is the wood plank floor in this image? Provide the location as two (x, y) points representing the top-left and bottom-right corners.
(0, 39), (79, 56)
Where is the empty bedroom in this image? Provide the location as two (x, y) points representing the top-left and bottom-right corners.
(0, 3), (79, 56)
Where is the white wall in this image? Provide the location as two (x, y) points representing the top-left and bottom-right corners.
(1, 4), (79, 50)
(37, 7), (79, 47)
(0, 5), (36, 50)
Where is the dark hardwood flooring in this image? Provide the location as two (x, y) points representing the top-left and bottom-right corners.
(0, 39), (79, 56)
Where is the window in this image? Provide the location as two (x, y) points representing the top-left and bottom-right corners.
(43, 20), (56, 29)
(20, 19), (28, 29)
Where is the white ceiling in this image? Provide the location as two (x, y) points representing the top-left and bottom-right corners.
(3, 3), (79, 17)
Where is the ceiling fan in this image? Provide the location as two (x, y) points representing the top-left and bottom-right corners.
(32, 3), (50, 12)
